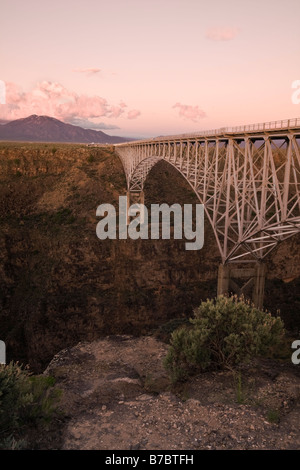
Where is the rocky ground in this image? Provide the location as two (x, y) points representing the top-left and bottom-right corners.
(30, 335), (300, 450)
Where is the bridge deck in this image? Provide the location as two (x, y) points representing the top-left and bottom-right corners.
(115, 117), (300, 146)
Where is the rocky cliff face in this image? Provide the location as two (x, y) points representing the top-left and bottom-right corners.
(0, 142), (299, 372)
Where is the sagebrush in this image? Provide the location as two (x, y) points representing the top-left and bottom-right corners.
(0, 361), (61, 449)
(164, 295), (285, 382)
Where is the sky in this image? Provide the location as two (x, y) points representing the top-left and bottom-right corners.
(1, 0), (300, 138)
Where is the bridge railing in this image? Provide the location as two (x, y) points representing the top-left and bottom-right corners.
(231, 118), (300, 133)
(152, 117), (300, 141)
(116, 117), (300, 145)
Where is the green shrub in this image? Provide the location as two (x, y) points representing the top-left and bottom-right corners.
(0, 362), (31, 432)
(0, 434), (27, 450)
(266, 408), (280, 424)
(0, 362), (61, 448)
(51, 208), (75, 225)
(164, 295), (285, 382)
(87, 154), (95, 163)
(23, 375), (61, 424)
(154, 318), (190, 343)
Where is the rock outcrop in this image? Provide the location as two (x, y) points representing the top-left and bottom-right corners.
(38, 335), (300, 450)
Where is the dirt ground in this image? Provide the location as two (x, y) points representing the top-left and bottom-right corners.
(34, 335), (300, 450)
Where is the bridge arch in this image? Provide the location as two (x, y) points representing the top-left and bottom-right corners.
(127, 154), (224, 254)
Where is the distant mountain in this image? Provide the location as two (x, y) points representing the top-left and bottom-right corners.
(0, 115), (132, 144)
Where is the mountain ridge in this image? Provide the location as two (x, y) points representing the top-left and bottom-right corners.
(0, 114), (132, 144)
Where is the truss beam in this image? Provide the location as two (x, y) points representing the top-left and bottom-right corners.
(115, 119), (300, 264)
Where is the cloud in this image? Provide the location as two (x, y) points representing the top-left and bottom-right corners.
(67, 117), (120, 130)
(205, 27), (240, 41)
(0, 81), (141, 124)
(73, 67), (101, 76)
(173, 103), (206, 122)
(127, 109), (141, 120)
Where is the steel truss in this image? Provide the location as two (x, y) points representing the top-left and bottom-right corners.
(115, 118), (300, 263)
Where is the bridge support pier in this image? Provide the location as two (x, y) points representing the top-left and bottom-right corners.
(126, 190), (145, 225)
(217, 262), (267, 310)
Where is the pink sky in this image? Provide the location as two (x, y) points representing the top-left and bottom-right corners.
(1, 0), (300, 137)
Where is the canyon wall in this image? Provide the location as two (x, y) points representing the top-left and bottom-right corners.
(0, 143), (299, 371)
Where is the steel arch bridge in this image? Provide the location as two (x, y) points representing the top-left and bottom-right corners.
(114, 118), (300, 307)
